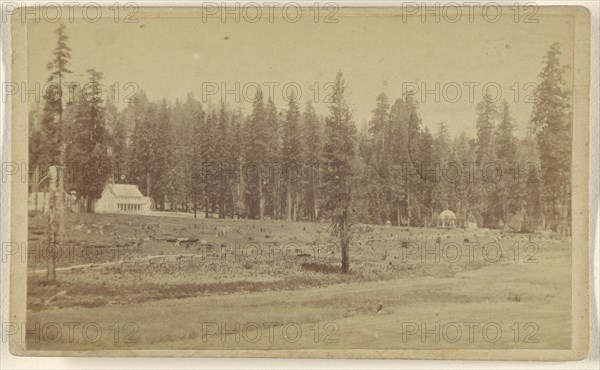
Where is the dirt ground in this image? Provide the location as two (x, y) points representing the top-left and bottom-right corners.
(25, 211), (571, 351)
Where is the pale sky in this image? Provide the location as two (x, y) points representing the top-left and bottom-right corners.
(27, 8), (574, 138)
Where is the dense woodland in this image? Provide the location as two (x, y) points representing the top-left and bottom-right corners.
(29, 25), (572, 237)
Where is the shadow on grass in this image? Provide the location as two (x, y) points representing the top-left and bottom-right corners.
(300, 262), (341, 274)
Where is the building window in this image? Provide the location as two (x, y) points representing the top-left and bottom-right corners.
(116, 203), (142, 212)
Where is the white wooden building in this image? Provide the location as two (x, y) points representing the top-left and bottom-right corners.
(94, 184), (153, 214)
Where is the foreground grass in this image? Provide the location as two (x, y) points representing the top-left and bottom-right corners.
(27, 211), (565, 311)
(26, 243), (572, 351)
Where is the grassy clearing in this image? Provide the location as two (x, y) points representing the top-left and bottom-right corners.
(25, 212), (571, 351)
(26, 244), (571, 351)
(25, 211), (552, 310)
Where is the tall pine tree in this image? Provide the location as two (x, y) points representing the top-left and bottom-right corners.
(302, 101), (322, 221)
(244, 91), (269, 219)
(282, 93), (303, 221)
(531, 43), (572, 234)
(65, 69), (111, 212)
(322, 72), (357, 273)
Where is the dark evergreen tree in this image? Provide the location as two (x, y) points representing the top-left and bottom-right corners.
(65, 69), (111, 212)
(129, 99), (155, 199)
(302, 101), (322, 221)
(493, 100), (519, 228)
(188, 96), (206, 217)
(321, 72), (357, 273)
(474, 96), (498, 227)
(105, 93), (128, 184)
(369, 93), (390, 153)
(201, 109), (218, 217)
(244, 91), (269, 219)
(215, 102), (232, 218)
(40, 23), (72, 167)
(282, 93), (303, 221)
(530, 43), (572, 235)
(40, 23), (72, 281)
(265, 98), (281, 219)
(151, 99), (173, 210)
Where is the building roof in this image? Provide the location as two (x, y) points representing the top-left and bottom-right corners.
(106, 184), (144, 198)
(439, 209), (457, 219)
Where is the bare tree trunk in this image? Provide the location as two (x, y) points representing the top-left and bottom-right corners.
(205, 195), (209, 218)
(47, 166), (58, 282)
(146, 174), (151, 200)
(542, 213), (546, 230)
(340, 212), (350, 274)
(312, 177), (318, 221)
(258, 174), (264, 220)
(407, 191), (411, 227)
(286, 185), (292, 222)
(57, 157), (65, 239)
(219, 191), (225, 219)
(279, 183), (285, 221)
(292, 191), (298, 222)
(519, 201), (525, 231)
(273, 180), (279, 220)
(565, 188), (569, 235)
(236, 180), (242, 218)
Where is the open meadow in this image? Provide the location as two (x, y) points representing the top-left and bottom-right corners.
(25, 211), (571, 351)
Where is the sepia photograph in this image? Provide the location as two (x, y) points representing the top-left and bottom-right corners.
(2, 3), (595, 363)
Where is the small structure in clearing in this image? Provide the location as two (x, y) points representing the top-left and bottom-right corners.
(437, 209), (457, 229)
(95, 184), (152, 214)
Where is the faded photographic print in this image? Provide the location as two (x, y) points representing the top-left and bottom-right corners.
(4, 3), (592, 360)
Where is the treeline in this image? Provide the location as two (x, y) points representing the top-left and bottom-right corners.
(116, 88), (324, 221)
(356, 41), (572, 236)
(29, 25), (572, 235)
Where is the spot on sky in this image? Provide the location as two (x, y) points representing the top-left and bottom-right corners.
(192, 53), (201, 61)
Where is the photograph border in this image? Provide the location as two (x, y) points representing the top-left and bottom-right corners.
(4, 4), (593, 361)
